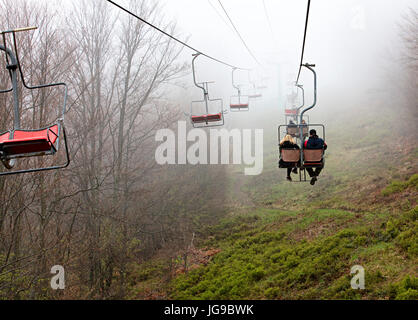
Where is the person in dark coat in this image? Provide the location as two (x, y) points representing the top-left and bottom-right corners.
(303, 129), (327, 185)
(286, 120), (298, 137)
(279, 134), (300, 181)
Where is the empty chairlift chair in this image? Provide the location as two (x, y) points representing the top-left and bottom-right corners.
(249, 92), (262, 99)
(257, 77), (268, 90)
(0, 27), (69, 176)
(230, 93), (249, 111)
(284, 108), (298, 115)
(284, 83), (306, 125)
(230, 67), (249, 111)
(247, 70), (262, 99)
(189, 53), (225, 128)
(248, 85), (262, 99)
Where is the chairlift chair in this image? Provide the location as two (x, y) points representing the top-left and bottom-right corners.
(230, 68), (249, 111)
(278, 123), (325, 182)
(247, 70), (262, 100)
(257, 77), (268, 90)
(248, 84), (262, 100)
(284, 83), (303, 117)
(286, 114), (310, 138)
(284, 108), (297, 115)
(278, 63), (326, 182)
(188, 53), (226, 128)
(286, 125), (309, 138)
(249, 93), (262, 99)
(284, 83), (309, 137)
(0, 27), (69, 176)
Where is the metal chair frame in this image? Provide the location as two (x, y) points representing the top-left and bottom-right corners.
(0, 27), (69, 176)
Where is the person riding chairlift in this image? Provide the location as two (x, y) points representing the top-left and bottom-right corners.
(279, 134), (300, 181)
(303, 129), (327, 185)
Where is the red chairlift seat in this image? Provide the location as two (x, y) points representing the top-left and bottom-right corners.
(285, 109), (297, 115)
(191, 113), (222, 124)
(230, 103), (249, 109)
(249, 93), (262, 98)
(0, 124), (59, 158)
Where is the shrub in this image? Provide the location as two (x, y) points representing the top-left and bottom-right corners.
(396, 223), (418, 256)
(382, 174), (418, 196)
(264, 287), (281, 299)
(250, 268), (266, 281)
(387, 276), (418, 300)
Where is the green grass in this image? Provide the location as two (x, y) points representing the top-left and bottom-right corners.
(388, 276), (418, 300)
(169, 206), (417, 300)
(382, 174), (418, 196)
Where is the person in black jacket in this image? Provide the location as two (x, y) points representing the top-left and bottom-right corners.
(286, 120), (297, 137)
(279, 134), (300, 181)
(303, 129), (327, 185)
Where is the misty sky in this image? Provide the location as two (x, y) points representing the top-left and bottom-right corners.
(19, 0), (418, 127)
(159, 0), (416, 127)
(160, 0), (416, 91)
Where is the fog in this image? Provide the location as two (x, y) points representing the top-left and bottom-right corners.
(33, 0), (416, 130)
(159, 0), (416, 129)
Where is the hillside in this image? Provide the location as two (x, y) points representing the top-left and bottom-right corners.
(127, 103), (418, 300)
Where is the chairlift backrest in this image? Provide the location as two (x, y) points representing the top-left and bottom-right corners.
(303, 149), (323, 162)
(189, 53), (225, 127)
(281, 149), (300, 162)
(230, 67), (250, 111)
(287, 126), (298, 136)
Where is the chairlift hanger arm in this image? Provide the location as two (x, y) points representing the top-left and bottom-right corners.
(232, 67), (240, 93)
(296, 84), (305, 112)
(10, 29), (68, 103)
(192, 53), (207, 95)
(0, 88), (12, 94)
(1, 30), (69, 124)
(2, 27), (68, 112)
(247, 69), (255, 87)
(0, 43), (20, 129)
(0, 45), (17, 67)
(298, 63), (317, 164)
(299, 63), (316, 124)
(0, 27), (70, 176)
(0, 42), (16, 94)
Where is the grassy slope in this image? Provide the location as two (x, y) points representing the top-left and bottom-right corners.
(128, 104), (418, 300)
(170, 206), (417, 299)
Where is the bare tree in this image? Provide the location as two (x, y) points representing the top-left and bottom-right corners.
(0, 0), (227, 299)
